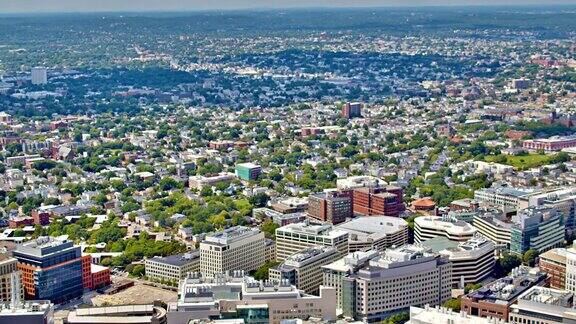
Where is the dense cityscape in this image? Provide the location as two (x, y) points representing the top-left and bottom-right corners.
(0, 3), (576, 324)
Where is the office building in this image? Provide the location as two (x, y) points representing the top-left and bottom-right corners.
(271, 197), (309, 214)
(235, 163), (262, 181)
(473, 212), (512, 250)
(189, 172), (235, 190)
(539, 248), (567, 290)
(167, 272), (337, 324)
(0, 256), (23, 303)
(509, 286), (576, 324)
(414, 215), (477, 244)
(269, 246), (340, 295)
(409, 305), (507, 324)
(336, 175), (386, 190)
(66, 302), (168, 324)
(275, 222), (349, 261)
(352, 186), (405, 217)
(145, 252), (200, 282)
(13, 237), (86, 303)
(0, 300), (54, 324)
(199, 226), (264, 275)
(474, 187), (536, 210)
(336, 216), (408, 252)
(522, 187), (576, 236)
(307, 191), (352, 224)
(435, 236), (496, 288)
(322, 249), (379, 309)
(509, 206), (565, 254)
(30, 67), (47, 85)
(523, 135), (576, 151)
(339, 244), (452, 322)
(341, 102), (362, 119)
(461, 266), (548, 321)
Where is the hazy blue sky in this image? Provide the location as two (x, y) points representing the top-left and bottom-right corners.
(1, 0), (575, 13)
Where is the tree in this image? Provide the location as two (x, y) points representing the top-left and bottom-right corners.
(381, 311), (409, 324)
(33, 160), (58, 171)
(464, 283), (482, 293)
(253, 261), (280, 280)
(442, 298), (461, 311)
(496, 252), (522, 276)
(129, 264), (145, 277)
(523, 249), (539, 267)
(261, 219), (279, 239)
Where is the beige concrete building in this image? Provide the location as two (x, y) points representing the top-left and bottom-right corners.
(269, 246), (340, 295)
(414, 215), (477, 243)
(336, 216), (408, 252)
(275, 222), (348, 261)
(167, 272), (337, 324)
(199, 226), (265, 275)
(0, 256), (23, 303)
(341, 244), (452, 322)
(145, 252), (200, 282)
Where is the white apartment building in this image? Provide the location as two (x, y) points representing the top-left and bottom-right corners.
(336, 216), (408, 252)
(438, 236), (495, 287)
(269, 246), (340, 295)
(275, 222), (348, 261)
(342, 244), (452, 322)
(414, 215), (477, 243)
(144, 252), (200, 282)
(199, 226), (264, 275)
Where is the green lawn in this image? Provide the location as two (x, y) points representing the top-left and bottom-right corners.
(485, 154), (552, 170)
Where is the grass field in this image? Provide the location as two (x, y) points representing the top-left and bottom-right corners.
(484, 154), (552, 170)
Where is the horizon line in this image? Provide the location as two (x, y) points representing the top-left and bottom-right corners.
(1, 3), (576, 16)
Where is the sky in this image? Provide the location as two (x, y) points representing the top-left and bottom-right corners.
(1, 0), (575, 13)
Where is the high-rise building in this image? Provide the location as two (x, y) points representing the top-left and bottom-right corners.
(509, 206), (565, 254)
(322, 249), (379, 309)
(474, 187), (537, 210)
(275, 222), (349, 261)
(341, 102), (362, 119)
(352, 186), (405, 217)
(235, 162), (262, 181)
(199, 226), (264, 275)
(0, 256), (23, 303)
(307, 191), (352, 224)
(269, 246), (340, 295)
(336, 216), (408, 252)
(13, 237), (85, 303)
(31, 67), (47, 85)
(340, 244), (452, 322)
(414, 215), (477, 244)
(522, 187), (576, 236)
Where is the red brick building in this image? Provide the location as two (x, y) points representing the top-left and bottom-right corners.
(307, 191), (352, 224)
(352, 186), (404, 217)
(539, 248), (566, 290)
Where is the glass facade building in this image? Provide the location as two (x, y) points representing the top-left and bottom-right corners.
(14, 237), (85, 304)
